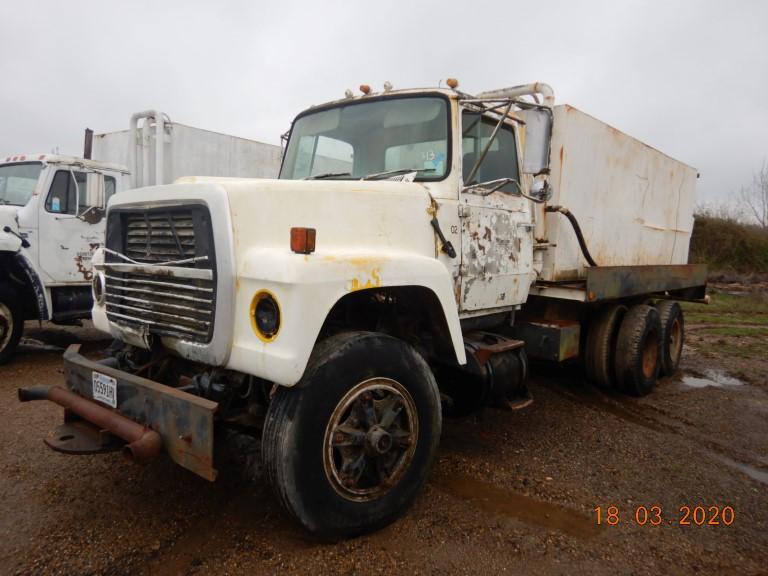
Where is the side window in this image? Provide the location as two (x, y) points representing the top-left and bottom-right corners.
(462, 111), (520, 193)
(104, 175), (117, 205)
(45, 170), (76, 214)
(45, 170), (89, 214)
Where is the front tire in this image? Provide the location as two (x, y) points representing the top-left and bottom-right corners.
(0, 286), (23, 364)
(262, 331), (442, 538)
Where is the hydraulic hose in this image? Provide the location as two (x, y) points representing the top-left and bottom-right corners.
(545, 205), (598, 267)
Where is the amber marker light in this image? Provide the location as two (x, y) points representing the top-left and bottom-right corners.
(359, 84), (371, 95)
(290, 227), (316, 254)
(446, 78), (459, 89)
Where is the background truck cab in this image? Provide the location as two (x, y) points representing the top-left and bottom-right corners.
(0, 111), (281, 362)
(0, 155), (128, 361)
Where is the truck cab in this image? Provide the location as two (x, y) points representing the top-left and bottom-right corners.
(0, 154), (128, 361)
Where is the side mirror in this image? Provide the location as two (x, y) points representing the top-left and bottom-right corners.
(519, 108), (552, 175)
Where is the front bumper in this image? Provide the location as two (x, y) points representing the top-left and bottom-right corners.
(22, 345), (219, 481)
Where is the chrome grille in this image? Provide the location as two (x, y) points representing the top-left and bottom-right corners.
(105, 206), (216, 344)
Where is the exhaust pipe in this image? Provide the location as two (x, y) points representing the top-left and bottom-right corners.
(18, 385), (162, 463)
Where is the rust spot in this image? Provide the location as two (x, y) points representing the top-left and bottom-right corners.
(74, 255), (93, 281)
(483, 227), (492, 241)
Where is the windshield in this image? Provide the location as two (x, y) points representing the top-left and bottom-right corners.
(0, 162), (43, 206)
(280, 96), (449, 181)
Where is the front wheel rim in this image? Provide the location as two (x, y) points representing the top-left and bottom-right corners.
(0, 303), (13, 351)
(323, 377), (418, 502)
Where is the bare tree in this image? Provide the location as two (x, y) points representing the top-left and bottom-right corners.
(738, 162), (768, 229)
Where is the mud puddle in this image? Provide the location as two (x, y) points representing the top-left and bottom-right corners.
(681, 369), (744, 389)
(719, 457), (768, 486)
(434, 473), (600, 539)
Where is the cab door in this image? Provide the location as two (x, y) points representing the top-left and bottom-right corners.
(458, 110), (535, 312)
(37, 168), (109, 283)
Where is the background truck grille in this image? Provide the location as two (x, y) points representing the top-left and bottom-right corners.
(104, 206), (216, 344)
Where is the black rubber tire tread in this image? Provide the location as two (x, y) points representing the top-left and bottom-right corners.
(0, 285), (22, 365)
(583, 304), (627, 389)
(261, 331), (442, 539)
(614, 305), (662, 397)
(656, 300), (684, 377)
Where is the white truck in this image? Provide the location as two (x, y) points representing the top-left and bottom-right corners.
(20, 83), (706, 538)
(0, 111), (280, 362)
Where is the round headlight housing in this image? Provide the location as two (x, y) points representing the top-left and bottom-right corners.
(92, 273), (106, 305)
(252, 291), (280, 341)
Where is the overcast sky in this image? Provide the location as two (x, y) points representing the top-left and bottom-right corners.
(1, 0), (766, 204)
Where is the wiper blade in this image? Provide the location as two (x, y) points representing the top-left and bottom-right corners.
(304, 172), (352, 180)
(361, 167), (436, 181)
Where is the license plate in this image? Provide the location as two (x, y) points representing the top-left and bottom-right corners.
(92, 371), (117, 408)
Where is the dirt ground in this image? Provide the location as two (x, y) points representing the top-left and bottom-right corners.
(1, 292), (767, 576)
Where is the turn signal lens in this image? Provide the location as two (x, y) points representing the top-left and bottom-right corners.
(290, 227), (316, 254)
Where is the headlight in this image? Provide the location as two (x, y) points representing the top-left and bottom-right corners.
(251, 291), (280, 341)
(92, 273), (106, 305)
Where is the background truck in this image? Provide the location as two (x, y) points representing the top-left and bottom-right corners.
(0, 110), (280, 362)
(19, 82), (706, 538)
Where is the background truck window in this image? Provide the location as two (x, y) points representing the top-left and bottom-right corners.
(0, 162), (43, 206)
(45, 170), (87, 215)
(462, 111), (520, 193)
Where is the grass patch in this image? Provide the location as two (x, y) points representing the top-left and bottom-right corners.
(681, 292), (768, 326)
(698, 325), (768, 337)
(683, 313), (768, 325)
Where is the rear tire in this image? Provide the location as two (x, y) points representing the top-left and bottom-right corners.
(0, 286), (23, 364)
(261, 331), (442, 538)
(614, 305), (662, 397)
(584, 304), (627, 389)
(656, 301), (684, 377)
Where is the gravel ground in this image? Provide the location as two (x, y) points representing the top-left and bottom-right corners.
(1, 318), (766, 575)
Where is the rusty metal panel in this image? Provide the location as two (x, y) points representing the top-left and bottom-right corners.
(63, 346), (219, 481)
(585, 264), (707, 302)
(542, 105), (698, 282)
(459, 204), (535, 311)
(510, 320), (580, 361)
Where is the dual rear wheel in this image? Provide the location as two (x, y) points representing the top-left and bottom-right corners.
(584, 300), (684, 396)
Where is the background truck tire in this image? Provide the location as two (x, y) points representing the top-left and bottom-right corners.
(656, 301), (684, 377)
(584, 304), (627, 389)
(261, 331), (442, 539)
(614, 305), (662, 397)
(0, 286), (23, 364)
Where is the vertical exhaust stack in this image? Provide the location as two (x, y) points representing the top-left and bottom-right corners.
(129, 110), (168, 189)
(83, 128), (93, 160)
(477, 82), (555, 107)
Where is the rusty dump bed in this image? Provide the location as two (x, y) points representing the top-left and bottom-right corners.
(539, 105), (698, 284)
(20, 346), (219, 481)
